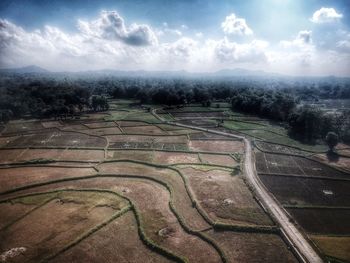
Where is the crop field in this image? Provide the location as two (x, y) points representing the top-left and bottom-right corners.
(255, 152), (349, 179)
(162, 107), (329, 152)
(0, 102), (300, 263)
(255, 142), (350, 262)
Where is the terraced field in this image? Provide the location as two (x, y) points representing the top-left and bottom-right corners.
(0, 101), (299, 263)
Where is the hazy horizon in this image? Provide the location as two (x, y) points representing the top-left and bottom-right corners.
(1, 0), (350, 76)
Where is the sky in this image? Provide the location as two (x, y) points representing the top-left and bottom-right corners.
(0, 0), (350, 76)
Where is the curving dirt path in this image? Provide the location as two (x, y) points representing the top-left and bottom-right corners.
(152, 108), (324, 263)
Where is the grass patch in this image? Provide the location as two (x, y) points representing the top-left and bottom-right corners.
(106, 110), (160, 123)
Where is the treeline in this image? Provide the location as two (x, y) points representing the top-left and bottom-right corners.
(0, 80), (108, 122)
(105, 79), (350, 143)
(1, 74), (350, 143)
(288, 106), (350, 143)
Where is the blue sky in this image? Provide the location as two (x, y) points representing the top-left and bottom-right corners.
(0, 0), (349, 75)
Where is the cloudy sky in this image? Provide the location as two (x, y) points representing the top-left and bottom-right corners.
(0, 0), (349, 76)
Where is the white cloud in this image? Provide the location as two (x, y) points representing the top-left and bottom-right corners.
(221, 13), (253, 35)
(195, 32), (203, 38)
(180, 24), (188, 30)
(0, 11), (349, 76)
(280, 30), (312, 48)
(214, 38), (268, 63)
(310, 7), (343, 23)
(156, 23), (184, 37)
(78, 11), (157, 46)
(163, 37), (197, 59)
(336, 40), (350, 52)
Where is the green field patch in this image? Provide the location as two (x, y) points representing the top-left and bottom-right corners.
(106, 110), (160, 123)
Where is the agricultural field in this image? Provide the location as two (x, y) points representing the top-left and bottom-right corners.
(0, 100), (299, 263)
(162, 106), (329, 153)
(161, 104), (350, 262)
(255, 145), (350, 263)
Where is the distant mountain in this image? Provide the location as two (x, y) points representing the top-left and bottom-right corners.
(213, 68), (279, 77)
(0, 65), (50, 74)
(0, 66), (347, 80)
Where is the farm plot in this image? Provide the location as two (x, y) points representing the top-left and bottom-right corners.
(61, 124), (89, 132)
(178, 119), (217, 128)
(3, 131), (106, 148)
(106, 134), (188, 144)
(98, 161), (210, 230)
(0, 191), (128, 263)
(206, 230), (298, 263)
(116, 120), (153, 127)
(0, 166), (96, 192)
(1, 121), (45, 134)
(177, 165), (273, 226)
(51, 211), (172, 263)
(83, 121), (117, 129)
(259, 175), (350, 206)
(286, 208), (350, 235)
(0, 148), (104, 163)
(189, 132), (234, 140)
(107, 134), (188, 150)
(312, 153), (350, 173)
(255, 152), (349, 179)
(122, 125), (168, 135)
(106, 109), (160, 123)
(189, 140), (244, 153)
(41, 121), (63, 129)
(200, 153), (237, 166)
(0, 136), (21, 147)
(153, 151), (201, 164)
(170, 111), (226, 118)
(310, 235), (350, 262)
(0, 202), (36, 229)
(255, 141), (310, 156)
(108, 150), (155, 163)
(84, 127), (123, 136)
(3, 177), (222, 263)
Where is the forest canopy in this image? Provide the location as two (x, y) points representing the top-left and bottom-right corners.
(1, 73), (350, 143)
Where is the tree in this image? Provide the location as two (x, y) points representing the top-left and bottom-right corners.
(325, 132), (339, 152)
(91, 95), (109, 112)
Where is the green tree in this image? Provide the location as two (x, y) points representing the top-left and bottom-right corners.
(325, 132), (339, 152)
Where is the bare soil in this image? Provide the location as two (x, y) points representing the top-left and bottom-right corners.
(0, 191), (125, 263)
(3, 178), (221, 263)
(0, 203), (36, 229)
(108, 150), (155, 162)
(85, 127), (123, 136)
(207, 230), (298, 263)
(179, 166), (273, 226)
(84, 121), (116, 129)
(1, 121), (44, 134)
(51, 211), (173, 263)
(200, 154), (236, 166)
(122, 125), (168, 135)
(153, 151), (200, 164)
(106, 134), (187, 144)
(4, 131), (106, 148)
(310, 235), (350, 262)
(98, 162), (210, 230)
(189, 140), (244, 153)
(0, 166), (96, 192)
